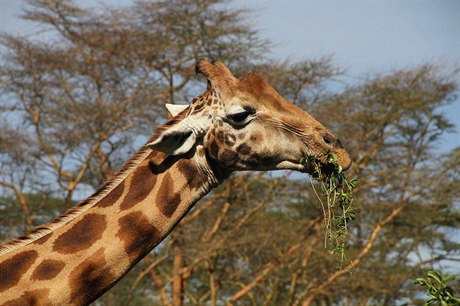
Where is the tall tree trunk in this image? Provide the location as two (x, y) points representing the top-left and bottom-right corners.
(172, 243), (184, 306)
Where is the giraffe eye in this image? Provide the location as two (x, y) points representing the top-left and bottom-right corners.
(227, 108), (255, 125)
(229, 111), (250, 122)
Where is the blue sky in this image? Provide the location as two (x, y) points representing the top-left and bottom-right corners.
(236, 1), (459, 73)
(1, 0), (459, 150)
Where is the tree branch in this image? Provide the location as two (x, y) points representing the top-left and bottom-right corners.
(301, 206), (404, 306)
(227, 216), (322, 305)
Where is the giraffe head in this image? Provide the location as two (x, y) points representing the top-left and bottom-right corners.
(148, 60), (351, 177)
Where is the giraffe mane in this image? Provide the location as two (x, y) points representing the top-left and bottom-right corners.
(0, 111), (191, 255)
(0, 103), (191, 255)
(0, 146), (152, 256)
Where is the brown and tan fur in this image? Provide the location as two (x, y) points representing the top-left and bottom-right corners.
(0, 60), (351, 305)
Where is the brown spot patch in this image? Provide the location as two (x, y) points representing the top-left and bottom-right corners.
(191, 101), (205, 114)
(53, 214), (106, 254)
(4, 289), (50, 306)
(176, 159), (205, 190)
(237, 143), (252, 156)
(117, 211), (161, 259)
(35, 232), (52, 245)
(246, 153), (262, 166)
(0, 250), (38, 293)
(217, 131), (225, 143)
(156, 173), (181, 217)
(225, 133), (236, 146)
(68, 247), (114, 305)
(220, 149), (237, 166)
(31, 259), (65, 281)
(120, 165), (157, 211)
(97, 182), (125, 208)
(209, 140), (219, 157)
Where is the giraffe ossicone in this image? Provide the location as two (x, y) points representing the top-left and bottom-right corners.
(165, 103), (188, 117)
(0, 60), (351, 305)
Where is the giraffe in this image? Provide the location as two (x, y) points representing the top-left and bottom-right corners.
(0, 60), (351, 305)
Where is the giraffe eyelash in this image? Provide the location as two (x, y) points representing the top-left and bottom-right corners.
(226, 108), (256, 125)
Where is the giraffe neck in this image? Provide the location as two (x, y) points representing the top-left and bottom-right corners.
(0, 145), (223, 305)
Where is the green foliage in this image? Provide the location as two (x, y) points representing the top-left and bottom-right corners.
(300, 150), (357, 269)
(415, 270), (460, 306)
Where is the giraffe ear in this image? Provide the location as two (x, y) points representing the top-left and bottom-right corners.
(148, 130), (196, 156)
(165, 103), (188, 117)
(147, 117), (207, 156)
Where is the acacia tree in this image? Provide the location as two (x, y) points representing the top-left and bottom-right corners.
(1, 1), (459, 305)
(0, 0), (267, 232)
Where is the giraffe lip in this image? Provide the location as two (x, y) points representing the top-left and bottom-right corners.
(275, 160), (307, 172)
(275, 160), (323, 176)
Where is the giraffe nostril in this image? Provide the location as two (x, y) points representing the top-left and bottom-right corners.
(323, 135), (335, 147)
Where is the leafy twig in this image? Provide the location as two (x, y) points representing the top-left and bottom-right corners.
(415, 270), (460, 306)
(301, 150), (357, 269)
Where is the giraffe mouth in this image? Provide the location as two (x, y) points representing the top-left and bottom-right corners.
(299, 157), (349, 181)
(275, 160), (324, 176)
(275, 158), (340, 178)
